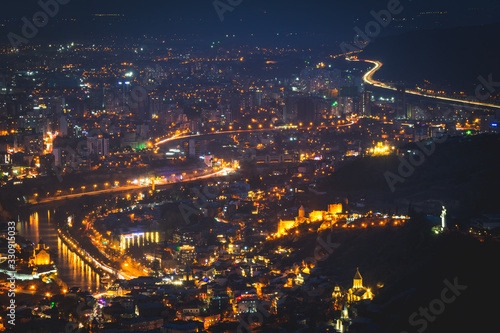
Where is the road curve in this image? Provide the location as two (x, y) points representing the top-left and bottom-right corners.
(35, 168), (235, 204)
(350, 57), (500, 110)
(155, 122), (356, 146)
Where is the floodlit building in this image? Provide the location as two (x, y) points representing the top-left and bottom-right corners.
(347, 268), (373, 302)
(277, 204), (345, 236)
(119, 230), (160, 252)
(29, 239), (51, 266)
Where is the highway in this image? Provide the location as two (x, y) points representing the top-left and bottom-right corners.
(57, 229), (133, 280)
(155, 122), (357, 146)
(350, 57), (500, 110)
(35, 167), (235, 204)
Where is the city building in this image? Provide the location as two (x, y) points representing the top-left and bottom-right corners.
(87, 136), (109, 156)
(347, 268), (373, 302)
(396, 85), (406, 119)
(29, 239), (51, 266)
(361, 91), (372, 116)
(182, 139), (202, 158)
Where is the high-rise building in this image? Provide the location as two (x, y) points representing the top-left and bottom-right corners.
(297, 97), (317, 124)
(183, 139), (202, 158)
(406, 103), (415, 120)
(254, 90), (263, 108)
(230, 92), (242, 122)
(396, 85), (406, 119)
(52, 147), (63, 167)
(339, 86), (358, 115)
(88, 88), (106, 112)
(284, 94), (298, 122)
(339, 96), (354, 115)
(361, 91), (372, 116)
(0, 73), (12, 95)
(59, 116), (68, 137)
(87, 137), (109, 156)
(137, 124), (149, 138)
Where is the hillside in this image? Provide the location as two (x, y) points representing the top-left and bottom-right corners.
(315, 213), (500, 333)
(320, 134), (500, 220)
(362, 23), (500, 96)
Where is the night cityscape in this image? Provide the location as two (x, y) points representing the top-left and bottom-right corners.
(1, 0), (500, 332)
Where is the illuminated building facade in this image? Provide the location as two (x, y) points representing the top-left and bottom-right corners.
(347, 268), (373, 302)
(119, 231), (160, 252)
(276, 202), (408, 237)
(277, 204), (344, 236)
(29, 239), (51, 266)
(278, 205), (307, 235)
(177, 245), (196, 265)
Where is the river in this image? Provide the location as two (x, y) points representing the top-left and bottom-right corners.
(16, 209), (101, 292)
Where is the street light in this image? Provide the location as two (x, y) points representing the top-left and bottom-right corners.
(70, 188), (74, 194)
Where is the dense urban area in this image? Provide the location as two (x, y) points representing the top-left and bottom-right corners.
(1, 2), (500, 333)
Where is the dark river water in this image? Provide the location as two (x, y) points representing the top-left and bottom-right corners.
(16, 209), (101, 292)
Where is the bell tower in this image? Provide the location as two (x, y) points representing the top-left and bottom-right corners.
(353, 267), (363, 289)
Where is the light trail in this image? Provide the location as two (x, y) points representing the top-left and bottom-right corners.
(156, 128), (281, 146)
(155, 122), (356, 146)
(51, 168), (236, 282)
(349, 57), (500, 110)
(35, 168), (236, 204)
(58, 229), (133, 280)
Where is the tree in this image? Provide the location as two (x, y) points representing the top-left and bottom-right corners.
(151, 259), (161, 277)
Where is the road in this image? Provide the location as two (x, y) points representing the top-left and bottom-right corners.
(350, 57), (500, 110)
(35, 168), (235, 204)
(155, 122), (357, 146)
(57, 229), (133, 280)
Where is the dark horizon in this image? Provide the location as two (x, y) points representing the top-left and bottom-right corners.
(1, 0), (500, 46)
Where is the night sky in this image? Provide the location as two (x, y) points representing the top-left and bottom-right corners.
(1, 0), (500, 41)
